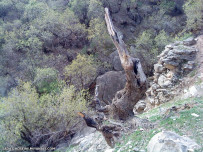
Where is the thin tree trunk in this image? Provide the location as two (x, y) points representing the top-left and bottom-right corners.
(100, 8), (147, 120)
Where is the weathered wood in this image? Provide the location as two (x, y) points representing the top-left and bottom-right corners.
(101, 8), (147, 120)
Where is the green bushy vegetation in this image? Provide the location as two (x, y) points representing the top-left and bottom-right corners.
(184, 0), (203, 31)
(0, 82), (88, 147)
(34, 68), (59, 94)
(64, 54), (98, 89)
(88, 18), (113, 53)
(159, 0), (176, 13)
(134, 29), (172, 66)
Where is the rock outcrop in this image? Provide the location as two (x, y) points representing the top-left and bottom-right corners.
(66, 131), (112, 152)
(145, 37), (198, 109)
(147, 131), (200, 152)
(96, 71), (126, 105)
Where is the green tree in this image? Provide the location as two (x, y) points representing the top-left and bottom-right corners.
(64, 54), (98, 89)
(34, 8), (87, 49)
(88, 0), (104, 19)
(23, 0), (48, 22)
(0, 0), (13, 20)
(0, 82), (88, 147)
(2, 24), (43, 80)
(184, 0), (203, 31)
(154, 30), (172, 50)
(88, 18), (113, 53)
(136, 30), (154, 50)
(33, 68), (58, 94)
(69, 0), (90, 24)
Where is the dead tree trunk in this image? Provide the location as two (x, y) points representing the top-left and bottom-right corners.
(101, 8), (147, 120)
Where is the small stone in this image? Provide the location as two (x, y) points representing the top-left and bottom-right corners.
(158, 75), (167, 87)
(154, 64), (164, 73)
(189, 86), (198, 96)
(165, 44), (174, 49)
(133, 147), (139, 152)
(134, 100), (146, 114)
(191, 113), (199, 117)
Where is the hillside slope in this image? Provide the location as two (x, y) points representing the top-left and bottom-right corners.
(60, 36), (203, 152)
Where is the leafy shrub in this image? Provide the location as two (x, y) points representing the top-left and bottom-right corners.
(184, 0), (203, 31)
(154, 30), (172, 50)
(88, 0), (104, 19)
(34, 68), (58, 94)
(88, 18), (113, 53)
(159, 0), (175, 13)
(64, 54), (98, 89)
(134, 30), (172, 75)
(23, 0), (48, 21)
(136, 30), (154, 50)
(69, 0), (89, 24)
(0, 82), (88, 147)
(175, 32), (193, 41)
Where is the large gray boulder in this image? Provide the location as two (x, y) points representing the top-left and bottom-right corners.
(109, 51), (123, 71)
(96, 71), (126, 105)
(147, 131), (200, 152)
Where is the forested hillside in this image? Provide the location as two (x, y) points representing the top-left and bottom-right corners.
(0, 0), (202, 151)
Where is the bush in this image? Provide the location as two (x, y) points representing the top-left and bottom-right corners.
(69, 0), (89, 24)
(34, 67), (58, 94)
(0, 82), (88, 147)
(134, 29), (172, 75)
(175, 32), (193, 41)
(159, 0), (175, 13)
(154, 30), (172, 50)
(184, 0), (203, 31)
(88, 0), (104, 19)
(64, 54), (98, 89)
(88, 18), (113, 54)
(136, 30), (154, 50)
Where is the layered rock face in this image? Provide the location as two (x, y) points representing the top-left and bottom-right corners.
(145, 38), (197, 108)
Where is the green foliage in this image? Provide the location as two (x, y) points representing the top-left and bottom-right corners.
(34, 68), (58, 94)
(35, 8), (87, 49)
(69, 0), (89, 24)
(88, 0), (104, 19)
(23, 0), (48, 21)
(88, 18), (113, 53)
(184, 0), (203, 31)
(136, 30), (154, 50)
(175, 32), (193, 41)
(0, 82), (88, 147)
(0, 0), (16, 18)
(154, 30), (172, 50)
(159, 0), (175, 13)
(135, 30), (172, 70)
(64, 54), (98, 89)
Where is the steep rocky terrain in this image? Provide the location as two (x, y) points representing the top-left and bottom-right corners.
(61, 36), (203, 152)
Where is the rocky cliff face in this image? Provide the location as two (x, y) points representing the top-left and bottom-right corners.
(145, 37), (198, 109)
